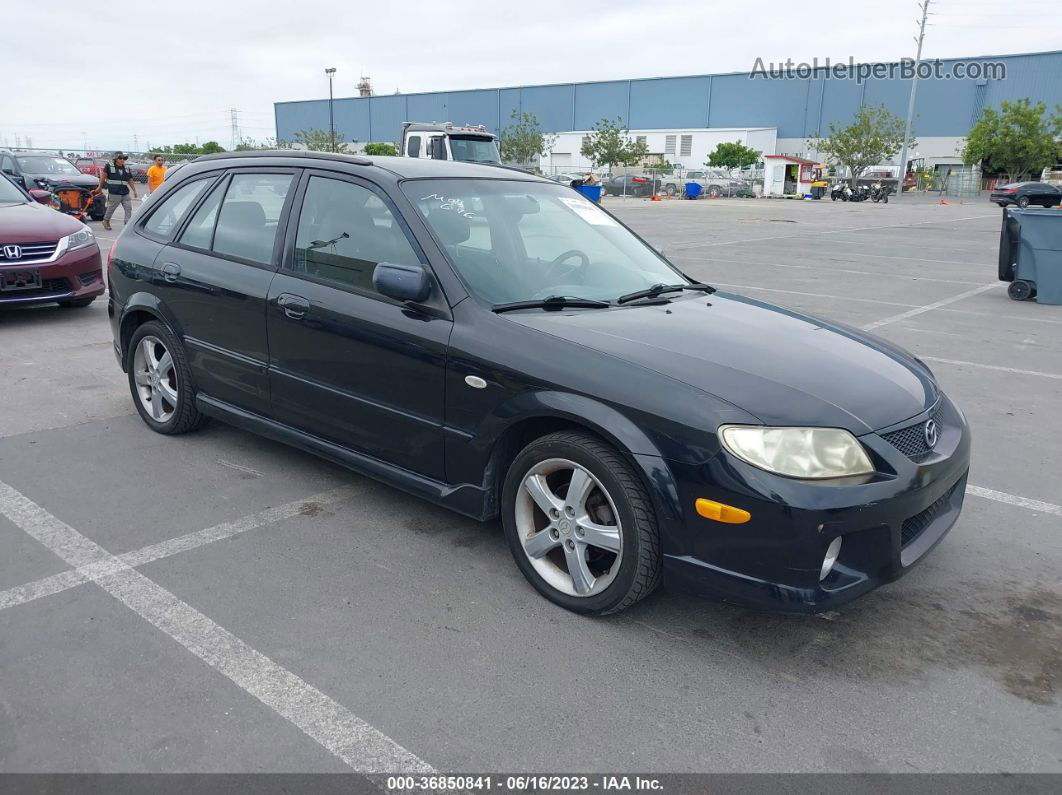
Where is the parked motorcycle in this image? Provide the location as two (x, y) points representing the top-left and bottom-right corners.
(829, 183), (848, 201)
(870, 182), (892, 203)
(847, 184), (871, 203)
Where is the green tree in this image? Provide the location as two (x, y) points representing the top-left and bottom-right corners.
(707, 141), (761, 170)
(580, 117), (649, 169)
(235, 137), (278, 151)
(807, 104), (911, 187)
(364, 142), (398, 156)
(291, 128), (344, 152)
(499, 111), (557, 165)
(962, 99), (1062, 183)
(199, 141), (225, 154)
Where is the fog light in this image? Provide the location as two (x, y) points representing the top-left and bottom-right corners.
(819, 536), (842, 581)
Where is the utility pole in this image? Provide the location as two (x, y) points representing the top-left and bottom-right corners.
(82, 131), (88, 151)
(325, 68), (337, 153)
(133, 133), (139, 152)
(896, 0), (930, 201)
(230, 108), (240, 150)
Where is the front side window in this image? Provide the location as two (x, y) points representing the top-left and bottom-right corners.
(402, 179), (686, 306)
(293, 176), (421, 293)
(143, 178), (212, 238)
(407, 136), (421, 158)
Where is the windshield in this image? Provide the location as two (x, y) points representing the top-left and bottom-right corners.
(16, 156), (81, 176)
(402, 179), (689, 306)
(0, 176), (27, 203)
(449, 136), (501, 164)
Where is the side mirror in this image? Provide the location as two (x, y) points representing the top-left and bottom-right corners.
(429, 137), (448, 160)
(29, 189), (52, 205)
(373, 262), (431, 303)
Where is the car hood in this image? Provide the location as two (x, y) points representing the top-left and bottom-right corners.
(0, 201), (85, 242)
(26, 172), (98, 189)
(505, 292), (937, 434)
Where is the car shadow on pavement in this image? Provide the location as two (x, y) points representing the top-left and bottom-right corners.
(617, 571), (1061, 707)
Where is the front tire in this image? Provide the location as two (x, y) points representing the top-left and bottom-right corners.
(501, 431), (661, 615)
(127, 320), (207, 434)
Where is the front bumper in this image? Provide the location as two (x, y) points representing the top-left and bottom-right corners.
(0, 245), (105, 306)
(657, 393), (971, 613)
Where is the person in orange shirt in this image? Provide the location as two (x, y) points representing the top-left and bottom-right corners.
(145, 154), (167, 193)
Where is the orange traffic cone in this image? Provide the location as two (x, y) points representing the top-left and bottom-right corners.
(939, 199), (949, 205)
(650, 194), (661, 201)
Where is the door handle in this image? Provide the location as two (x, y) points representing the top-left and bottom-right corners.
(160, 262), (181, 283)
(277, 293), (310, 320)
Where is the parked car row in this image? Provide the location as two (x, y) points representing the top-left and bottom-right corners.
(76, 156), (150, 183)
(1, 149), (106, 220)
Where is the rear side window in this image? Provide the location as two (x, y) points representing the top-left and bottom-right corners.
(178, 173), (293, 264)
(180, 181), (225, 250)
(407, 136), (420, 157)
(212, 174), (293, 264)
(143, 179), (212, 238)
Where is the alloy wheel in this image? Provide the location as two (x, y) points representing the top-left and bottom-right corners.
(132, 335), (178, 423)
(514, 458), (623, 597)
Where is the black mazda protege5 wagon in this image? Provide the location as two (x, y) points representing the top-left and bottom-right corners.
(107, 151), (970, 615)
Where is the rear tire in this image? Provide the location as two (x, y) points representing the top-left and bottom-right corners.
(1017, 196), (1030, 208)
(126, 320), (207, 435)
(501, 431), (661, 615)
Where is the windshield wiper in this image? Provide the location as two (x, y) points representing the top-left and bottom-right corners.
(616, 282), (716, 305)
(492, 295), (612, 313)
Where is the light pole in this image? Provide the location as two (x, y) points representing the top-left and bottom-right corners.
(896, 0), (930, 200)
(325, 67), (337, 153)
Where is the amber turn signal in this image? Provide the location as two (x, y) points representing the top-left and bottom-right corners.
(695, 498), (751, 524)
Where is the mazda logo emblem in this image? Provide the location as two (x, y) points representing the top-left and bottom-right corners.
(923, 418), (938, 449)
(2, 245), (22, 260)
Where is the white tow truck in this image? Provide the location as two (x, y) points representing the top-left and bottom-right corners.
(400, 122), (501, 164)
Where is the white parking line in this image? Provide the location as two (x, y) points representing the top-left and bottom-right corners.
(860, 283), (1000, 330)
(711, 283), (920, 308)
(919, 356), (1062, 381)
(687, 256), (985, 285)
(0, 484), (364, 612)
(966, 486), (1062, 518)
(670, 214), (997, 250)
(0, 479), (430, 773)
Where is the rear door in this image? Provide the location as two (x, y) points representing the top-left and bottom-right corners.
(266, 170), (452, 478)
(154, 168), (298, 415)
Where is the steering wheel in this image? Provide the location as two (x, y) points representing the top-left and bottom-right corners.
(543, 249), (590, 283)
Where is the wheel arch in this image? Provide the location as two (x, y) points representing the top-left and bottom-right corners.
(117, 292), (181, 369)
(473, 393), (683, 532)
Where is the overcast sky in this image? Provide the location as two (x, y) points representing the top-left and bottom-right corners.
(3, 0), (1059, 152)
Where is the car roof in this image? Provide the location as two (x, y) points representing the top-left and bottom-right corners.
(191, 150), (547, 182)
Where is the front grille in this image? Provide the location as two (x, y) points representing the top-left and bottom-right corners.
(901, 479), (961, 547)
(0, 241), (58, 262)
(78, 270), (102, 286)
(881, 403), (943, 460)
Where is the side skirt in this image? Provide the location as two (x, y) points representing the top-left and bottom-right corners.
(196, 394), (493, 520)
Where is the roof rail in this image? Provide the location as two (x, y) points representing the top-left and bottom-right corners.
(192, 149), (373, 166)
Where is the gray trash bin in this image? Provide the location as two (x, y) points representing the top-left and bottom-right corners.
(998, 207), (1062, 304)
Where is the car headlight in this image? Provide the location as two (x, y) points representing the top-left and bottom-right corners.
(58, 226), (95, 253)
(719, 425), (874, 479)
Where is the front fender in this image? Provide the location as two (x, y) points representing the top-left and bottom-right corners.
(445, 390), (688, 549)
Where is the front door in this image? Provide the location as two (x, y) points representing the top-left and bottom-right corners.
(266, 171), (452, 479)
(154, 168), (298, 415)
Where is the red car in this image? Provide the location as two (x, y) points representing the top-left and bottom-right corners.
(76, 156), (148, 183)
(0, 176), (105, 308)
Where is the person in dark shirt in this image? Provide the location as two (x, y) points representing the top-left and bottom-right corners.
(98, 151), (138, 230)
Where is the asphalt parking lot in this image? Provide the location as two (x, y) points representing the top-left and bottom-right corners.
(1, 193), (1060, 774)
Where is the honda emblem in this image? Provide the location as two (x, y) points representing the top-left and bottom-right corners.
(2, 245), (22, 260)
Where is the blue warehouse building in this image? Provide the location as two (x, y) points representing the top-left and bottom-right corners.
(274, 50), (1062, 169)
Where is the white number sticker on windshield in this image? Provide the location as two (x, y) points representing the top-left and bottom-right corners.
(557, 196), (618, 227)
